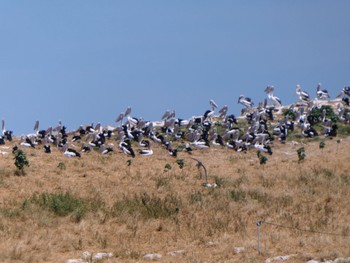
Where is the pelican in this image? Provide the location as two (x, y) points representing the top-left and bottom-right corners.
(119, 139), (135, 157)
(337, 86), (350, 98)
(116, 112), (125, 126)
(316, 83), (330, 100)
(254, 143), (273, 155)
(81, 142), (91, 153)
(139, 141), (153, 156)
(182, 143), (192, 154)
(124, 106), (132, 117)
(62, 144), (81, 157)
(238, 95), (254, 108)
(264, 86), (282, 108)
(296, 85), (310, 102)
(2, 120), (13, 141)
(343, 86), (350, 97)
(100, 144), (113, 155)
(20, 136), (36, 148)
(209, 99), (218, 111)
(218, 105), (228, 118)
(139, 148), (153, 156)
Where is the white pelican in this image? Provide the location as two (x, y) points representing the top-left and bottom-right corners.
(62, 144), (81, 157)
(218, 105), (228, 118)
(296, 85), (310, 102)
(264, 85), (282, 108)
(238, 95), (254, 108)
(209, 99), (218, 111)
(316, 83), (330, 100)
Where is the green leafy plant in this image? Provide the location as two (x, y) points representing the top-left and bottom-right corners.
(164, 163), (172, 173)
(307, 105), (339, 125)
(319, 141), (325, 149)
(27, 192), (87, 222)
(257, 151), (268, 165)
(13, 149), (29, 175)
(297, 147), (306, 163)
(282, 108), (296, 120)
(176, 159), (185, 169)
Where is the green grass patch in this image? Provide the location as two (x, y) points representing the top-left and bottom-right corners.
(25, 192), (87, 222)
(111, 193), (181, 220)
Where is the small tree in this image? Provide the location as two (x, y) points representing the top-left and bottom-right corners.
(14, 149), (29, 175)
(257, 151), (268, 165)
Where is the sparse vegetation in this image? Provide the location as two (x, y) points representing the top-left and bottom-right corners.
(111, 193), (181, 220)
(0, 131), (349, 262)
(26, 192), (87, 222)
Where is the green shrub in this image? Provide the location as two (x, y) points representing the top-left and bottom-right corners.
(13, 149), (29, 175)
(27, 192), (87, 219)
(176, 159), (185, 169)
(308, 105), (339, 125)
(282, 108), (296, 120)
(257, 151), (268, 165)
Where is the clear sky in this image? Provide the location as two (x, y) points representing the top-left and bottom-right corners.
(1, 1), (349, 135)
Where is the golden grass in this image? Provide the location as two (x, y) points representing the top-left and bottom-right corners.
(0, 137), (349, 262)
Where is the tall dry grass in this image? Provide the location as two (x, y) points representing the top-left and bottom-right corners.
(0, 136), (349, 262)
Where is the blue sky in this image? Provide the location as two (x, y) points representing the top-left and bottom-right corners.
(1, 1), (349, 135)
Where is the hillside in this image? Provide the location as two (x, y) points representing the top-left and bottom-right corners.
(0, 100), (350, 262)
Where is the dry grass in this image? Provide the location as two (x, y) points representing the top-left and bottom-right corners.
(0, 136), (349, 262)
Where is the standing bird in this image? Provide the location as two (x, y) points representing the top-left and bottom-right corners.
(238, 95), (254, 108)
(124, 106), (132, 117)
(316, 83), (330, 100)
(264, 85), (282, 108)
(337, 86), (350, 98)
(119, 139), (135, 157)
(2, 120), (13, 141)
(209, 99), (218, 111)
(115, 112), (125, 126)
(296, 85), (310, 102)
(218, 105), (228, 119)
(100, 144), (113, 155)
(336, 86), (350, 106)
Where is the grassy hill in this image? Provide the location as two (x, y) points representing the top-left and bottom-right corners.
(0, 111), (350, 262)
(0, 136), (349, 262)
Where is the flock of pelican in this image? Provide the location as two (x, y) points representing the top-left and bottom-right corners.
(1, 84), (350, 159)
